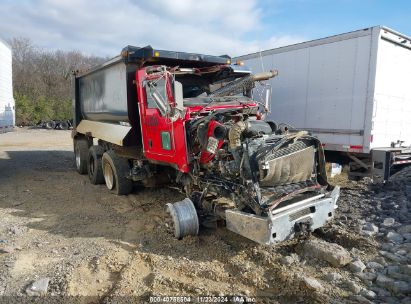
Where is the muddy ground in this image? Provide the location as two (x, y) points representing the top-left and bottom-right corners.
(0, 128), (410, 304)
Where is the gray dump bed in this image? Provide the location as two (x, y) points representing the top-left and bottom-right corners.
(73, 45), (230, 127)
(75, 58), (138, 124)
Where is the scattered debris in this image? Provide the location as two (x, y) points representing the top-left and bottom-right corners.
(366, 261), (384, 270)
(360, 289), (376, 300)
(397, 224), (411, 234)
(323, 272), (342, 282)
(299, 276), (324, 292)
(299, 238), (352, 267)
(350, 295), (373, 304)
(386, 231), (404, 243)
(349, 259), (366, 273)
(344, 280), (362, 294)
(356, 272), (377, 283)
(26, 278), (49, 296)
(8, 225), (28, 236)
(0, 245), (17, 254)
(280, 253), (300, 265)
(361, 222), (379, 236)
(381, 217), (395, 227)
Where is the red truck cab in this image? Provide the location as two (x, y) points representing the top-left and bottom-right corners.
(135, 65), (258, 173)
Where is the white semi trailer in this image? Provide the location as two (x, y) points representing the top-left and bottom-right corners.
(0, 38), (15, 133)
(236, 26), (411, 181)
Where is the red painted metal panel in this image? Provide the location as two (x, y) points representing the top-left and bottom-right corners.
(135, 67), (259, 172)
(136, 69), (190, 172)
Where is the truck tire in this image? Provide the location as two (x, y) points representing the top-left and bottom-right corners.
(101, 150), (132, 195)
(88, 146), (105, 184)
(58, 121), (69, 130)
(74, 138), (89, 174)
(45, 121), (56, 129)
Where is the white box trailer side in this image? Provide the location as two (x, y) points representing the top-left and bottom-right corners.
(0, 38), (15, 133)
(236, 26), (411, 180)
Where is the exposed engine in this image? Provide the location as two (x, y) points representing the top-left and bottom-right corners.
(188, 112), (329, 218)
(162, 67), (335, 243)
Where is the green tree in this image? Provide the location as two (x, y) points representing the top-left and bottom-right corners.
(9, 37), (105, 125)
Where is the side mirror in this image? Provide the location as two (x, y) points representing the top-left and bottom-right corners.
(173, 80), (184, 111)
(261, 85), (271, 120)
(151, 90), (170, 116)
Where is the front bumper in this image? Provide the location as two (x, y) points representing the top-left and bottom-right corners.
(225, 186), (340, 244)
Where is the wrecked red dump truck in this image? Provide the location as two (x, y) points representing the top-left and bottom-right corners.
(72, 46), (340, 244)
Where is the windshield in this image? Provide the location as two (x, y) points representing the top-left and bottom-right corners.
(175, 73), (252, 106)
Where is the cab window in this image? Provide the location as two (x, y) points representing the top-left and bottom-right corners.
(145, 78), (167, 108)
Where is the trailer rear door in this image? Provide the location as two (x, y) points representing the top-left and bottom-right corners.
(371, 30), (411, 148)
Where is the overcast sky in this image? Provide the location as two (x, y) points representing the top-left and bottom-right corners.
(0, 0), (410, 57)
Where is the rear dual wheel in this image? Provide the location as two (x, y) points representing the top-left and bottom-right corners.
(74, 138), (89, 174)
(102, 150), (132, 195)
(74, 138), (132, 195)
(88, 146), (105, 184)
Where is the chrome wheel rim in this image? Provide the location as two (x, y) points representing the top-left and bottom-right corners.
(103, 161), (115, 190)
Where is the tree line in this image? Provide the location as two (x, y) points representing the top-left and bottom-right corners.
(10, 38), (105, 125)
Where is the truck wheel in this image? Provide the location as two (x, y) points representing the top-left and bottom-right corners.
(58, 121), (69, 130)
(101, 150), (132, 195)
(45, 121), (56, 129)
(74, 138), (89, 174)
(166, 198), (199, 239)
(88, 146), (105, 184)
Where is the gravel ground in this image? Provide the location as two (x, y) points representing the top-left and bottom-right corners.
(0, 128), (410, 304)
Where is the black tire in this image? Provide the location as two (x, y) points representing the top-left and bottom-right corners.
(74, 138), (89, 174)
(45, 121), (56, 129)
(88, 146), (105, 184)
(101, 150), (132, 195)
(58, 121), (69, 130)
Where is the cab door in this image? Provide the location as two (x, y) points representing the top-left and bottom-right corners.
(136, 68), (189, 172)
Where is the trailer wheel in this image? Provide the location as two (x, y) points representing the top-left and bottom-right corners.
(45, 121), (56, 129)
(88, 146), (105, 184)
(101, 150), (132, 195)
(74, 138), (89, 174)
